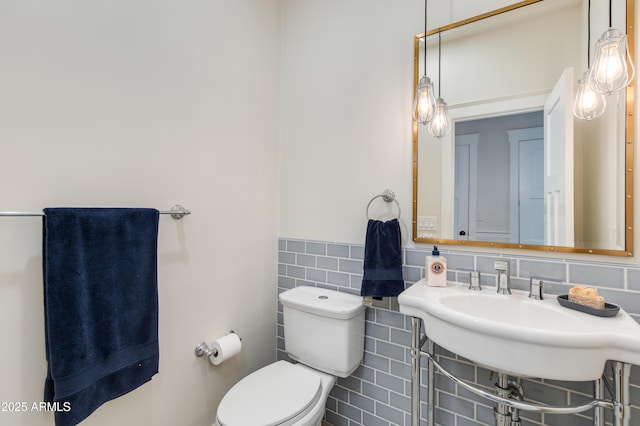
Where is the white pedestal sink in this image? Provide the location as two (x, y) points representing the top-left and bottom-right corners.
(398, 279), (640, 381)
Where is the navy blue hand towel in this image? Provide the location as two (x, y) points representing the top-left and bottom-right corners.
(361, 219), (404, 298)
(42, 208), (160, 426)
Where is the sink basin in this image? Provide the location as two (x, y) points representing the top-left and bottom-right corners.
(441, 292), (584, 331)
(398, 279), (640, 381)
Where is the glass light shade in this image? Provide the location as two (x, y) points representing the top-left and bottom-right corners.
(427, 97), (451, 138)
(413, 75), (436, 124)
(590, 28), (635, 94)
(573, 70), (607, 120)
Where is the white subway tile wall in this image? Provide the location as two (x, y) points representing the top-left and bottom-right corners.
(278, 238), (640, 426)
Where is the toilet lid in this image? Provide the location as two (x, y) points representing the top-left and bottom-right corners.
(217, 361), (322, 426)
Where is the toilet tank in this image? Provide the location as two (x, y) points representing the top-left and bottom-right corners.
(279, 286), (366, 378)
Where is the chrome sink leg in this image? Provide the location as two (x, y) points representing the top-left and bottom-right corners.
(494, 374), (523, 425)
(427, 338), (435, 426)
(495, 373), (511, 426)
(507, 379), (523, 425)
(594, 377), (605, 426)
(410, 317), (433, 426)
(613, 362), (631, 426)
(411, 317), (422, 426)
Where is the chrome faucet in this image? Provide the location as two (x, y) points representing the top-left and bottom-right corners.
(529, 278), (544, 300)
(468, 271), (481, 291)
(494, 260), (511, 295)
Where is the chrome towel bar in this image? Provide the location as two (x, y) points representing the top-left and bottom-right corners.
(0, 204), (191, 220)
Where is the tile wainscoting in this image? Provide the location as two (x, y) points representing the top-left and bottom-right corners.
(277, 238), (640, 426)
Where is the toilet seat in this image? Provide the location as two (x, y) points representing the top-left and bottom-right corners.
(216, 361), (322, 426)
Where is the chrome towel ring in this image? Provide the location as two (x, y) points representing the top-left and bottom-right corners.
(366, 189), (401, 220)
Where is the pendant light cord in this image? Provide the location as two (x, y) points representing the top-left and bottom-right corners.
(588, 0), (591, 67)
(609, 0), (612, 28)
(423, 0), (427, 74)
(438, 32), (442, 97)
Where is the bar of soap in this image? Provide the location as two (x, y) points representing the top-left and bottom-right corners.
(568, 285), (605, 310)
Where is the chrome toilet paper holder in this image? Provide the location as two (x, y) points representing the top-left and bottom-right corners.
(194, 330), (241, 358)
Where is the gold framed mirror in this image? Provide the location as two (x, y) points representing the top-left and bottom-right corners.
(412, 0), (634, 256)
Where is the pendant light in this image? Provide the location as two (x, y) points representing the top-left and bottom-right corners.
(589, 0), (634, 94)
(412, 0), (436, 124)
(413, 76), (437, 124)
(574, 0), (606, 120)
(574, 72), (607, 119)
(428, 33), (451, 138)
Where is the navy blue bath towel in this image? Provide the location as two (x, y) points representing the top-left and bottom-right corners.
(361, 219), (404, 298)
(42, 208), (160, 426)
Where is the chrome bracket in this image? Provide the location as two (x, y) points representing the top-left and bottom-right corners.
(194, 342), (217, 358)
(382, 189), (396, 203)
(170, 204), (191, 220)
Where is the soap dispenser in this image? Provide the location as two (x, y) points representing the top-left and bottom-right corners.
(426, 246), (447, 287)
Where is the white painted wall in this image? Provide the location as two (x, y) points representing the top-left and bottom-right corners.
(0, 1), (281, 425)
(280, 0), (423, 244)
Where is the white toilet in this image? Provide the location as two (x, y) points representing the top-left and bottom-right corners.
(214, 286), (366, 426)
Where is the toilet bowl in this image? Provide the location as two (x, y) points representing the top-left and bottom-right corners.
(213, 286), (365, 426)
(214, 361), (335, 426)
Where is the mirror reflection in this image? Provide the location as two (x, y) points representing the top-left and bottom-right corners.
(413, 0), (633, 255)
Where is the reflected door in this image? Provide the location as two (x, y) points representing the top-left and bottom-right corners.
(509, 127), (544, 245)
(454, 134), (479, 241)
(454, 145), (470, 240)
(544, 68), (575, 247)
